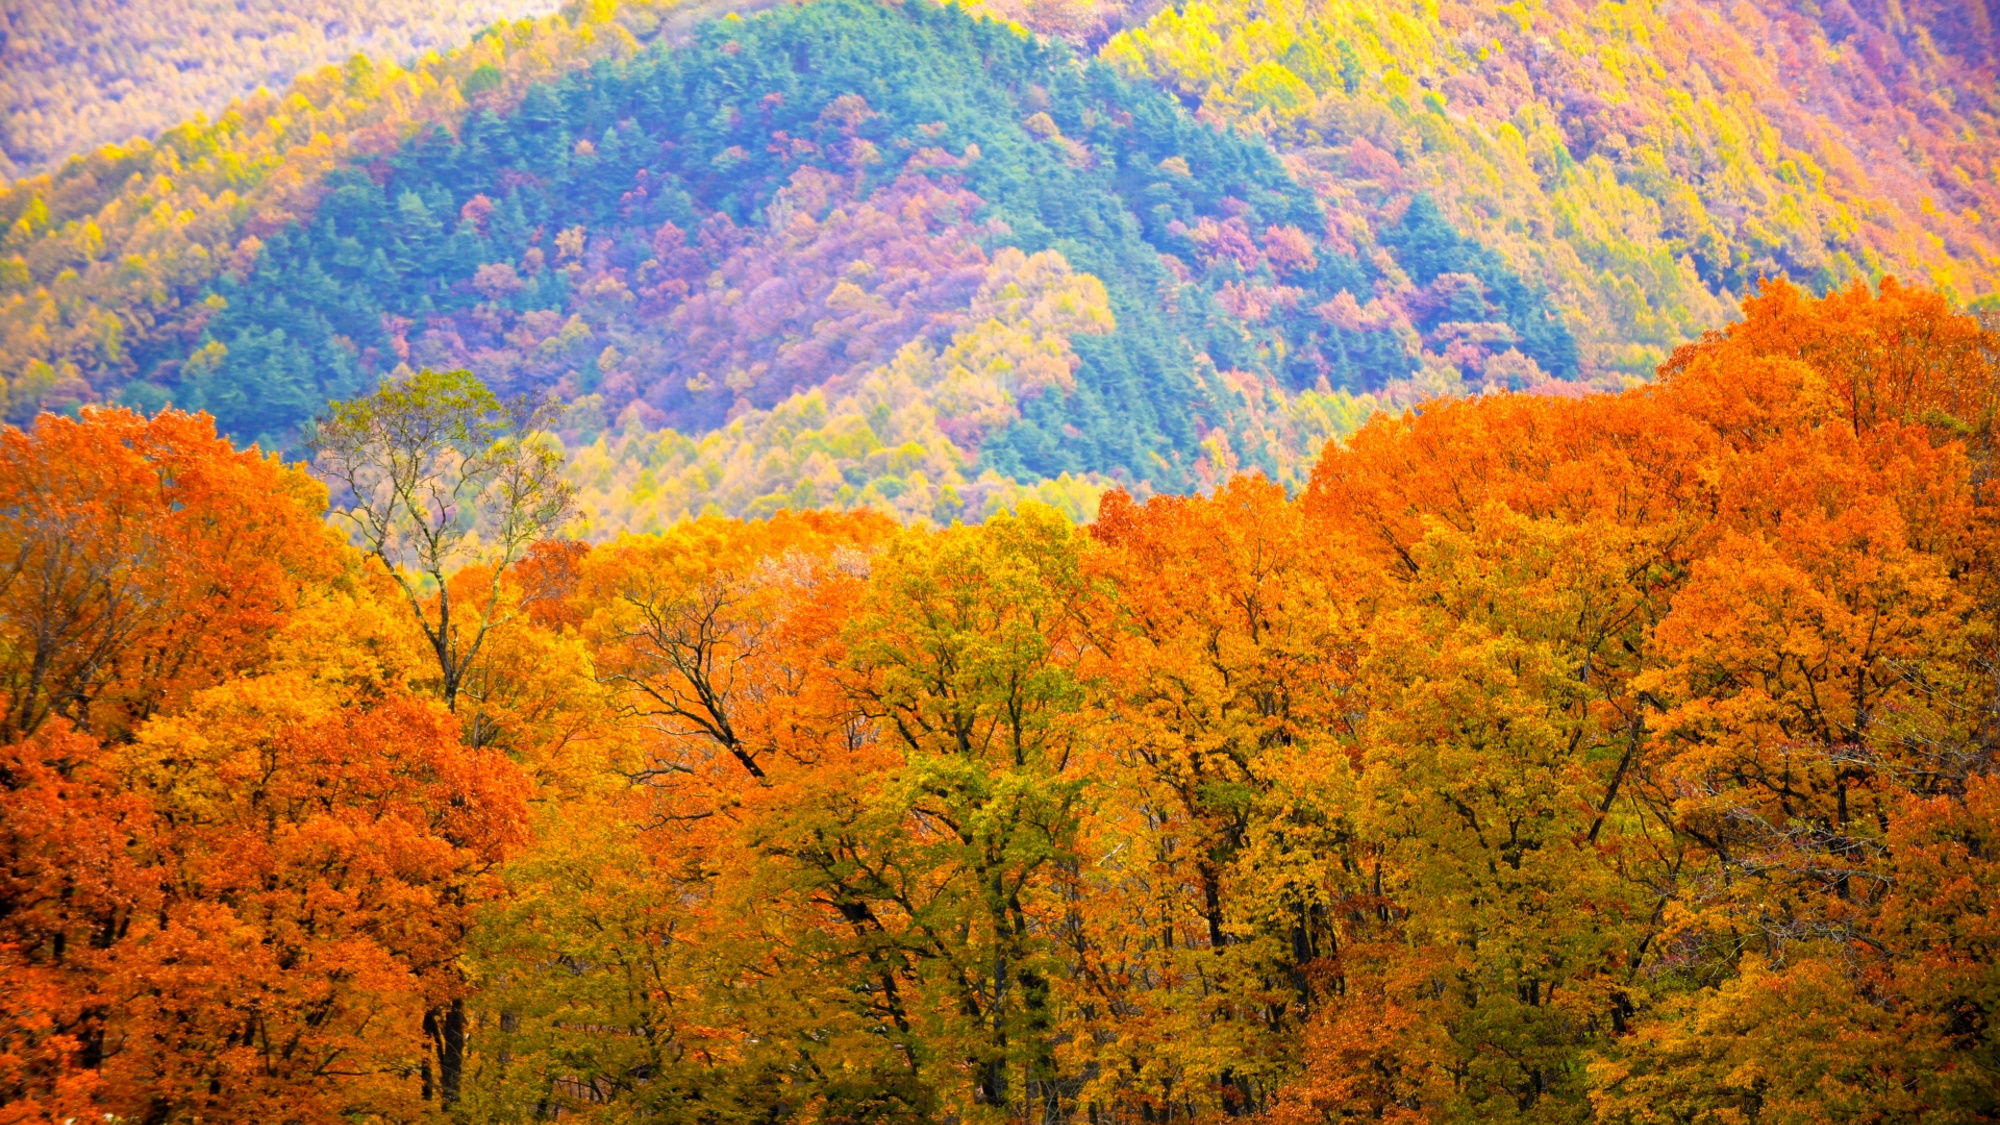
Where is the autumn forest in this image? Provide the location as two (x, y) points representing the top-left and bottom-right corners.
(5, 0), (2000, 1121)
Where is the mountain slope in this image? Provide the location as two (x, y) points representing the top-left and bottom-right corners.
(1075, 0), (2000, 374)
(9, 0), (1580, 530)
(1, 0), (1997, 533)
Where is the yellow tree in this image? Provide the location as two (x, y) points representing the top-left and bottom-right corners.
(475, 511), (902, 1121)
(828, 504), (1097, 1122)
(308, 368), (575, 715)
(1070, 476), (1361, 1119)
(1287, 382), (1719, 1121)
(308, 368), (575, 1107)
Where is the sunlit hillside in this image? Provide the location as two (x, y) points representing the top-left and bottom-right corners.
(1, 0), (1993, 534)
(2, 0), (1586, 532)
(1069, 0), (2000, 375)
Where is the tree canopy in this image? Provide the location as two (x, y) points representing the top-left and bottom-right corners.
(7, 276), (2000, 1124)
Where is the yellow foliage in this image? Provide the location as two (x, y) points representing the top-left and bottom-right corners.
(567, 247), (1119, 533)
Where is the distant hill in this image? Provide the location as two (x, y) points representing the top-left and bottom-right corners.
(0, 0), (564, 179)
(1, 0), (1996, 531)
(185, 0), (1585, 525)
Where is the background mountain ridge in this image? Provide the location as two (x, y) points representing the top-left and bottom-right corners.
(1, 0), (1995, 532)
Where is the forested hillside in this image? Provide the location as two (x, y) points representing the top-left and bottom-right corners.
(7, 279), (2000, 1124)
(1, 0), (1583, 529)
(194, 0), (1586, 521)
(0, 0), (564, 179)
(1005, 0), (2000, 374)
(4, 0), (1995, 532)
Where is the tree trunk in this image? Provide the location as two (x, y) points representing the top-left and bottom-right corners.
(440, 997), (468, 1106)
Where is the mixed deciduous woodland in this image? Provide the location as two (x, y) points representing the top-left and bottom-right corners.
(7, 275), (2000, 1124)
(6, 0), (2000, 1121)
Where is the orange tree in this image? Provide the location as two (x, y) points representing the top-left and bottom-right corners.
(0, 407), (531, 1123)
(1272, 278), (2000, 1124)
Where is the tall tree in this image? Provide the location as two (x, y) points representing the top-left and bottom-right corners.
(836, 504), (1097, 1121)
(308, 367), (575, 713)
(307, 367), (571, 1106)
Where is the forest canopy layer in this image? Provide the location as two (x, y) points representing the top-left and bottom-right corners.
(5, 277), (2000, 1123)
(6, 2), (2000, 1116)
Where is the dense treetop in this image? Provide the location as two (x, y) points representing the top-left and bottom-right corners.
(6, 277), (2000, 1123)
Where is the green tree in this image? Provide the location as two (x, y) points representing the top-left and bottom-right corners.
(308, 367), (572, 1109)
(309, 367), (575, 715)
(835, 504), (1096, 1121)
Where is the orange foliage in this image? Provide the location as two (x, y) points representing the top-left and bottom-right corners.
(7, 277), (2000, 1123)
(1280, 277), (2000, 1123)
(0, 407), (338, 742)
(0, 408), (526, 1123)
